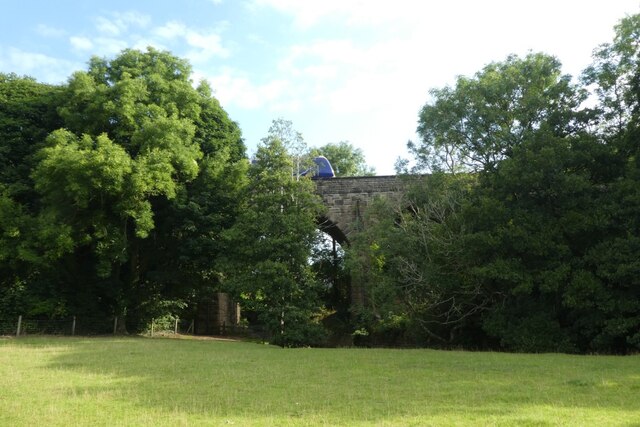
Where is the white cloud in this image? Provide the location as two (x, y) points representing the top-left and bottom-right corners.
(154, 21), (229, 62)
(35, 24), (66, 38)
(63, 16), (229, 75)
(93, 37), (130, 56)
(95, 11), (151, 36)
(96, 17), (122, 36)
(273, 36), (429, 116)
(70, 36), (94, 51)
(65, 12), (153, 58)
(249, 0), (426, 28)
(249, 0), (353, 28)
(203, 67), (292, 111)
(68, 34), (128, 57)
(154, 21), (187, 40)
(131, 38), (167, 52)
(251, 0), (638, 77)
(185, 31), (228, 60)
(0, 47), (79, 83)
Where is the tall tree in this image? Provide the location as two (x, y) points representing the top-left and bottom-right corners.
(573, 12), (640, 352)
(262, 118), (309, 180)
(464, 131), (609, 352)
(0, 74), (63, 200)
(412, 53), (584, 173)
(24, 48), (245, 329)
(357, 31), (640, 353)
(346, 174), (487, 346)
(0, 74), (66, 318)
(221, 138), (326, 346)
(582, 13), (640, 138)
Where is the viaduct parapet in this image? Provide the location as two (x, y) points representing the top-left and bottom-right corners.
(314, 175), (404, 245)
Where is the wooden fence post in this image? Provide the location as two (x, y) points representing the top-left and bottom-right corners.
(71, 316), (76, 336)
(113, 316), (118, 335)
(16, 315), (22, 337)
(151, 319), (154, 337)
(174, 318), (178, 335)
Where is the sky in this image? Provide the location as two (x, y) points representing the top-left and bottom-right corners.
(1, 1), (639, 175)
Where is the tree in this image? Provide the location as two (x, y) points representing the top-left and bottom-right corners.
(128, 80), (248, 327)
(0, 74), (64, 199)
(261, 117), (309, 180)
(572, 12), (640, 352)
(0, 74), (66, 318)
(310, 141), (375, 176)
(13, 47), (246, 330)
(0, 74), (65, 267)
(221, 138), (326, 346)
(582, 13), (640, 138)
(411, 53), (585, 173)
(358, 22), (640, 352)
(463, 130), (601, 352)
(346, 174), (489, 346)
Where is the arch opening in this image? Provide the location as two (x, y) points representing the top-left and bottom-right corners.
(317, 215), (348, 247)
(312, 218), (352, 344)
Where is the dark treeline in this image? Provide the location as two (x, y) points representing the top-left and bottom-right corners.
(0, 48), (351, 346)
(349, 14), (640, 353)
(2, 15), (640, 352)
(0, 48), (249, 333)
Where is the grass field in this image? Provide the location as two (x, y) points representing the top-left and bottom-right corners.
(1, 336), (638, 426)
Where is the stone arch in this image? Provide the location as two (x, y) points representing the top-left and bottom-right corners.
(317, 215), (349, 246)
(314, 176), (407, 307)
(314, 175), (404, 246)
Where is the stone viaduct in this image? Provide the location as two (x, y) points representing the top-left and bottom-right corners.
(315, 175), (407, 307)
(314, 175), (404, 245)
(198, 175), (408, 335)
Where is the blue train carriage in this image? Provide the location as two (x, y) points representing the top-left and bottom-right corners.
(311, 155), (335, 178)
(253, 155), (335, 178)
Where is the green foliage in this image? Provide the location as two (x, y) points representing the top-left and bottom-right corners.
(5, 13), (640, 354)
(482, 305), (576, 353)
(222, 139), (326, 346)
(582, 13), (640, 136)
(433, 120), (638, 352)
(412, 53), (584, 173)
(347, 174), (485, 347)
(0, 48), (246, 331)
(455, 16), (640, 352)
(355, 14), (640, 353)
(0, 74), (63, 199)
(0, 75), (70, 318)
(261, 117), (310, 180)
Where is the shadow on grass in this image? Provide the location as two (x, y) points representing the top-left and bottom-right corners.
(6, 336), (640, 425)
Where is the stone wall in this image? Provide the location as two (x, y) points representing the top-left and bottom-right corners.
(315, 176), (403, 244)
(195, 292), (241, 335)
(314, 175), (408, 306)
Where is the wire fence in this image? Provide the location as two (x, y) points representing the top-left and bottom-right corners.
(144, 319), (267, 339)
(0, 315), (266, 339)
(0, 315), (131, 336)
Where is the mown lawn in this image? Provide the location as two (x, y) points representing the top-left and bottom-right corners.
(0, 336), (638, 426)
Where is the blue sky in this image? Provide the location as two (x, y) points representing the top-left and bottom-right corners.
(1, 1), (639, 174)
